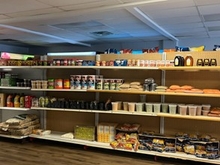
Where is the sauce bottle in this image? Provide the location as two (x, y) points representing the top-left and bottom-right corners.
(174, 55), (182, 66)
(184, 55), (193, 66)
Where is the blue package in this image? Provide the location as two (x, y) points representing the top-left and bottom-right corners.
(114, 59), (128, 66)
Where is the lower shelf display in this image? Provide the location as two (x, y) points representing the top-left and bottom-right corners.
(28, 131), (220, 164)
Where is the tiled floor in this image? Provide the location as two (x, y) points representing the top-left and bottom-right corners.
(0, 138), (211, 165)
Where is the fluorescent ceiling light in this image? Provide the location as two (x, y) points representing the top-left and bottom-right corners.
(130, 7), (179, 45)
(47, 52), (96, 56)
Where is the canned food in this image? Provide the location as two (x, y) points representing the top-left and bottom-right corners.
(55, 79), (63, 89)
(63, 79), (70, 89)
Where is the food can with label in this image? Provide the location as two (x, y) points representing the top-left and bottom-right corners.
(55, 79), (63, 89)
(48, 79), (54, 89)
(63, 79), (70, 89)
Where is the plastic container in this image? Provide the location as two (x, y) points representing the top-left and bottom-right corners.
(135, 103), (144, 112)
(202, 110), (210, 116)
(128, 102), (135, 112)
(117, 101), (122, 110)
(153, 103), (161, 113)
(161, 103), (168, 113)
(145, 103), (153, 113)
(196, 105), (202, 116)
(169, 104), (177, 114)
(111, 102), (118, 111)
(188, 105), (197, 116)
(202, 104), (211, 110)
(123, 102), (129, 111)
(179, 105), (187, 115)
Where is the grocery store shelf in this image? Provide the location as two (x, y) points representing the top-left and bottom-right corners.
(29, 131), (220, 164)
(0, 107), (30, 111)
(0, 134), (28, 139)
(0, 86), (30, 90)
(30, 107), (157, 116)
(158, 113), (220, 121)
(159, 66), (220, 71)
(88, 90), (220, 98)
(31, 107), (220, 121)
(0, 66), (31, 69)
(30, 65), (159, 70)
(31, 88), (87, 92)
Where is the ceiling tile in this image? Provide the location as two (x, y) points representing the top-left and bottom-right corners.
(0, 0), (51, 14)
(37, 0), (104, 7)
(144, 7), (199, 19)
(194, 0), (220, 6)
(6, 7), (63, 18)
(198, 4), (220, 15)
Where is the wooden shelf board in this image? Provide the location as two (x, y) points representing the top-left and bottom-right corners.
(158, 113), (220, 121)
(87, 90), (220, 98)
(159, 66), (220, 71)
(31, 89), (87, 92)
(29, 131), (220, 164)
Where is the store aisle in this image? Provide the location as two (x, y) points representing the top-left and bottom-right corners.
(0, 138), (210, 165)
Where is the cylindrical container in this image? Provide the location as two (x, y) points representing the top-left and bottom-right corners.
(153, 103), (161, 113)
(41, 80), (48, 89)
(123, 102), (129, 111)
(48, 79), (54, 89)
(31, 80), (37, 89)
(103, 79), (110, 90)
(117, 101), (122, 110)
(109, 79), (116, 90)
(179, 105), (187, 115)
(202, 104), (211, 110)
(128, 102), (135, 112)
(161, 103), (168, 113)
(63, 79), (70, 89)
(135, 103), (144, 112)
(55, 79), (63, 89)
(145, 103), (153, 113)
(111, 102), (118, 111)
(188, 105), (197, 116)
(202, 110), (209, 116)
(36, 80), (42, 89)
(196, 105), (202, 115)
(169, 104), (177, 114)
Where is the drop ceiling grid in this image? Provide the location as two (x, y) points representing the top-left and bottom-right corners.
(0, 0), (51, 14)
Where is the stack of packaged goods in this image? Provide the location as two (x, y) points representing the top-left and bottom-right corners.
(97, 123), (117, 143)
(0, 114), (40, 136)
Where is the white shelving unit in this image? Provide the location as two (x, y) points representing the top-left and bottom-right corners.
(1, 52), (220, 163)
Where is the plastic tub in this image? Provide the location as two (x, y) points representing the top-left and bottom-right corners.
(135, 103), (144, 112)
(202, 110), (210, 116)
(153, 103), (161, 113)
(111, 102), (118, 111)
(188, 105), (197, 116)
(123, 102), (129, 111)
(128, 102), (135, 112)
(145, 103), (153, 113)
(116, 101), (122, 110)
(196, 105), (202, 116)
(179, 105), (187, 115)
(202, 104), (211, 110)
(161, 103), (168, 113)
(169, 104), (177, 114)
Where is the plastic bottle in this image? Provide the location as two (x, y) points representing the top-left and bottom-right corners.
(20, 93), (25, 108)
(14, 94), (20, 107)
(184, 55), (193, 66)
(6, 94), (13, 107)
